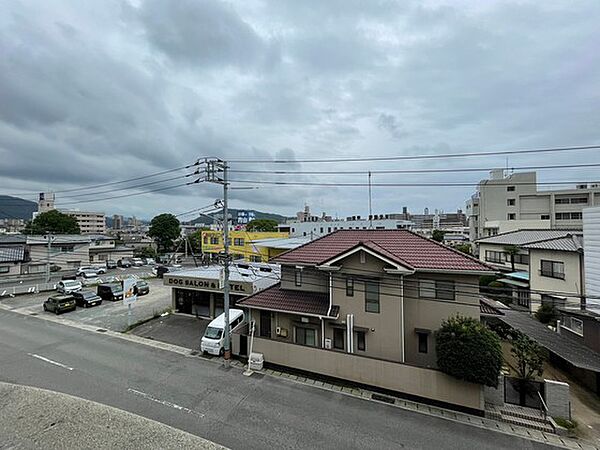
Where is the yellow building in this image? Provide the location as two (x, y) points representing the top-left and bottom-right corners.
(201, 230), (289, 262)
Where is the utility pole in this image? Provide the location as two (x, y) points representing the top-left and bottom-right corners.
(205, 159), (232, 366)
(45, 232), (53, 283)
(368, 171), (373, 229)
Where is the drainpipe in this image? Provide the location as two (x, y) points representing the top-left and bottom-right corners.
(400, 275), (405, 363)
(580, 251), (586, 309)
(321, 319), (325, 348)
(328, 272), (333, 316)
(346, 313), (354, 353)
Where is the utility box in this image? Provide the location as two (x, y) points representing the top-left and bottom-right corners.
(248, 353), (264, 371)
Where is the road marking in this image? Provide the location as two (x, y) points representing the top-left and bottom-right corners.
(127, 388), (204, 417)
(28, 353), (74, 371)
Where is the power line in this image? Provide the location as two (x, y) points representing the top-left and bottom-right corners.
(229, 162), (600, 175)
(59, 174), (188, 199)
(229, 144), (600, 164)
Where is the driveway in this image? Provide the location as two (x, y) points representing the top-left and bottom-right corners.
(130, 314), (210, 350)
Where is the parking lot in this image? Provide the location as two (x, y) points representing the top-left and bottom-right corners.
(0, 277), (172, 332)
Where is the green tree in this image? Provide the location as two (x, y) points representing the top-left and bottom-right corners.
(503, 245), (520, 272)
(23, 210), (80, 235)
(534, 304), (558, 325)
(455, 243), (472, 255)
(510, 331), (547, 382)
(436, 315), (503, 387)
(134, 246), (158, 259)
(148, 214), (181, 253)
(187, 228), (210, 254)
(431, 229), (445, 242)
(246, 219), (278, 232)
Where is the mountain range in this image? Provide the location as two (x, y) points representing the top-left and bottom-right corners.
(0, 195), (37, 220)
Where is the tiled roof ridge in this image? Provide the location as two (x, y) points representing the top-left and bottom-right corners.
(271, 230), (343, 263)
(237, 282), (281, 304)
(476, 228), (579, 243)
(358, 240), (415, 269)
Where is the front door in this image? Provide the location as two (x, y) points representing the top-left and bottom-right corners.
(260, 311), (271, 338)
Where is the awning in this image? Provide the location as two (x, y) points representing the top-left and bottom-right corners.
(497, 278), (529, 288)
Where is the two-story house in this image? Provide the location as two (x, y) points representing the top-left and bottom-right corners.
(236, 230), (494, 412)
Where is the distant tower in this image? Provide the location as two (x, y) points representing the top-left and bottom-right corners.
(38, 192), (55, 213)
(424, 207), (429, 215)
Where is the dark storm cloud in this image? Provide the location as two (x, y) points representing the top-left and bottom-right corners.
(1, 0), (600, 218)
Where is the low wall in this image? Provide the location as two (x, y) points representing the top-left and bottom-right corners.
(251, 337), (483, 411)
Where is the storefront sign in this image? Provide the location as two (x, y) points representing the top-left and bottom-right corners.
(164, 275), (251, 294)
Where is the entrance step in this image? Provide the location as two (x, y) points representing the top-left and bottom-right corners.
(486, 404), (555, 434)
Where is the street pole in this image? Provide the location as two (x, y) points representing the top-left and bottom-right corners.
(222, 162), (231, 366)
(45, 232), (52, 283)
(127, 303), (132, 328)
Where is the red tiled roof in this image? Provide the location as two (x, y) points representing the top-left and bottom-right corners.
(274, 229), (492, 272)
(238, 283), (336, 317)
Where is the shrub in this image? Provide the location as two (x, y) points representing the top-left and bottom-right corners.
(436, 315), (503, 387)
(534, 304), (558, 325)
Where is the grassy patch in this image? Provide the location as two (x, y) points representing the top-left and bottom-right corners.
(554, 417), (577, 430)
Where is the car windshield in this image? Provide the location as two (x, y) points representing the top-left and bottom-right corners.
(204, 327), (222, 340)
(137, 281), (147, 287)
(83, 291), (96, 299)
(64, 281), (79, 287)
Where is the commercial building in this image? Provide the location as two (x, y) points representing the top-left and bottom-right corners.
(280, 216), (413, 238)
(88, 235), (134, 263)
(477, 230), (584, 312)
(37, 192), (106, 234)
(466, 171), (600, 241)
(164, 262), (279, 319)
(235, 229), (494, 411)
(201, 230), (289, 262)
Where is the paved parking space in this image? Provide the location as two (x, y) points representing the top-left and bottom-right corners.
(0, 278), (172, 332)
(130, 313), (210, 350)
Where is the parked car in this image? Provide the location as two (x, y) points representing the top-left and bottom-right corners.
(72, 290), (103, 308)
(97, 283), (124, 301)
(153, 265), (169, 278)
(57, 280), (82, 294)
(131, 258), (145, 267)
(117, 259), (132, 268)
(134, 280), (150, 296)
(90, 264), (106, 274)
(144, 258), (156, 265)
(106, 260), (117, 269)
(201, 309), (245, 355)
(61, 271), (78, 280)
(79, 269), (98, 279)
(43, 295), (77, 315)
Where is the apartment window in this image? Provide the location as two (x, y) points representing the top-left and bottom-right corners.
(570, 197), (588, 204)
(333, 328), (344, 350)
(233, 238), (244, 246)
(346, 276), (354, 297)
(417, 332), (428, 354)
(60, 245), (74, 253)
(295, 327), (316, 347)
(365, 281), (380, 313)
(419, 280), (456, 301)
(507, 186), (515, 192)
(556, 212), (583, 220)
(507, 213), (516, 220)
(210, 237), (219, 245)
(507, 198), (516, 206)
(513, 253), (529, 265)
(356, 331), (366, 351)
(327, 227), (331, 233)
(294, 268), (303, 286)
(485, 250), (504, 263)
(540, 260), (565, 279)
(571, 212), (583, 220)
(0, 266), (10, 274)
(540, 214), (550, 220)
(555, 198), (570, 205)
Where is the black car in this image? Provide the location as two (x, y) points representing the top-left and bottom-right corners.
(43, 295), (77, 314)
(97, 283), (124, 301)
(117, 259), (132, 268)
(72, 289), (103, 308)
(106, 260), (117, 269)
(134, 280), (150, 296)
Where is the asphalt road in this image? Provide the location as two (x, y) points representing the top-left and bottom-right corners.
(0, 309), (557, 450)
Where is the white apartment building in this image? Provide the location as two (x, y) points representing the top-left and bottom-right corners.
(466, 171), (600, 242)
(584, 206), (600, 310)
(279, 216), (413, 238)
(37, 192), (106, 235)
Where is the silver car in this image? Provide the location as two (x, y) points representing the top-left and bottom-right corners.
(57, 280), (82, 294)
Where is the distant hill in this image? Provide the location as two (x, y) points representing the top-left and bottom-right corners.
(188, 208), (290, 225)
(0, 196), (37, 220)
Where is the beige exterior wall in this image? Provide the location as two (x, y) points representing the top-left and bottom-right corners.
(477, 242), (529, 272)
(251, 336), (483, 411)
(529, 249), (583, 311)
(64, 211), (106, 234)
(28, 243), (90, 268)
(280, 265), (328, 292)
(0, 261), (22, 277)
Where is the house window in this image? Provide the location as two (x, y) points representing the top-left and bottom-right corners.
(356, 331), (366, 351)
(419, 280), (455, 301)
(485, 250), (504, 263)
(295, 327), (316, 347)
(417, 332), (428, 354)
(513, 253), (529, 265)
(294, 268), (302, 286)
(333, 328), (344, 350)
(540, 260), (565, 279)
(210, 237), (219, 245)
(507, 199), (515, 206)
(563, 316), (584, 335)
(540, 214), (550, 220)
(233, 238), (244, 246)
(507, 213), (516, 220)
(507, 186), (515, 192)
(0, 266), (10, 274)
(365, 281), (380, 313)
(346, 277), (354, 297)
(517, 290), (530, 308)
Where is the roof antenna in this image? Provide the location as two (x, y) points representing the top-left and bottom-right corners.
(368, 171), (373, 229)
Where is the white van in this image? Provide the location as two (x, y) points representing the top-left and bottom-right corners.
(201, 309), (245, 356)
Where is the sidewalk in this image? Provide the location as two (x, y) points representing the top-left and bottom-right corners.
(0, 381), (225, 449)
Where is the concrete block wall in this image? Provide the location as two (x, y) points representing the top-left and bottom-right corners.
(484, 375), (505, 406)
(544, 379), (570, 419)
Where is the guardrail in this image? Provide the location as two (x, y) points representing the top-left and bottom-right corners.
(0, 282), (57, 297)
(538, 391), (549, 420)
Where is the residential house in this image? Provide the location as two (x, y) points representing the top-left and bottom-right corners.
(477, 230), (584, 312)
(88, 235), (134, 263)
(235, 230), (494, 412)
(0, 245), (27, 277)
(201, 230), (289, 263)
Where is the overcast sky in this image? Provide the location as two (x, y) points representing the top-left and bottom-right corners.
(1, 0), (599, 220)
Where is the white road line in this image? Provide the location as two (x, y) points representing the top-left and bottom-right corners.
(28, 353), (74, 371)
(127, 388), (204, 417)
